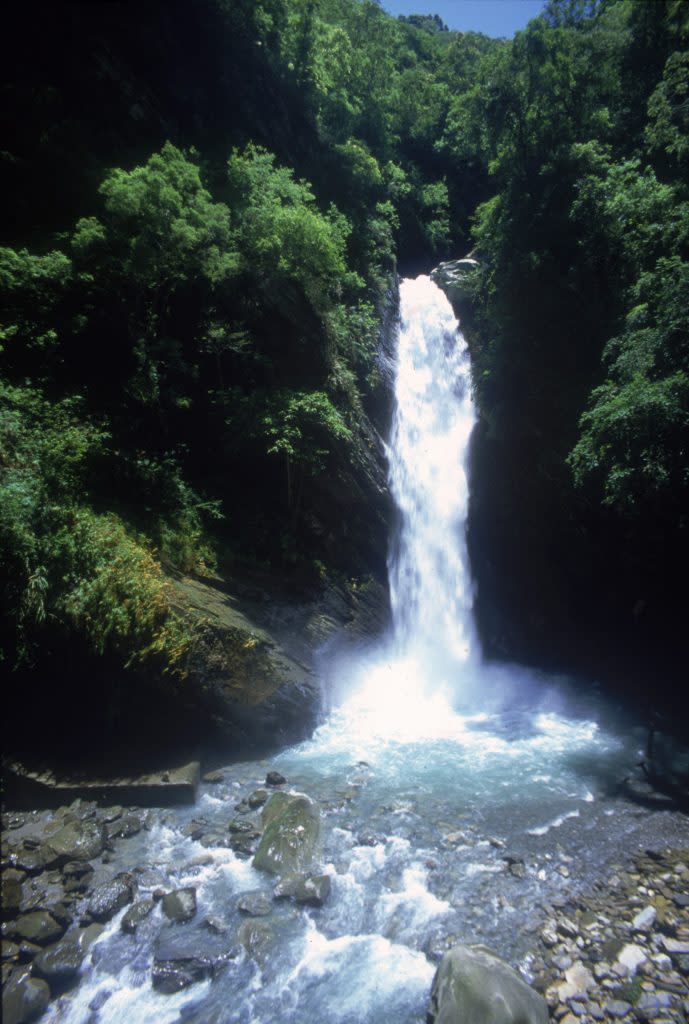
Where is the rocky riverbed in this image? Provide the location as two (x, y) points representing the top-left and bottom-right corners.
(2, 753), (688, 1024)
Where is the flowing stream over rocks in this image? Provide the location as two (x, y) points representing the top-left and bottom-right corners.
(8, 277), (688, 1024)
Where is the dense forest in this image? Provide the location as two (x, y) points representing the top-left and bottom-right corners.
(1, 0), (688, 737)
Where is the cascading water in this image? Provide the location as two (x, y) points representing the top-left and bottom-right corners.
(388, 275), (478, 675)
(42, 277), (676, 1024)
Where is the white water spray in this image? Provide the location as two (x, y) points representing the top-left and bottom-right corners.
(388, 275), (478, 673)
(318, 275), (481, 736)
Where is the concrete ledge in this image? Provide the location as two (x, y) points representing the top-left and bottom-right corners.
(4, 760), (200, 808)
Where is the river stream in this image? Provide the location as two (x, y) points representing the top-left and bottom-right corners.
(43, 278), (687, 1024)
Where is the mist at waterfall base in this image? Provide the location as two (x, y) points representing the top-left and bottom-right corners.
(43, 279), (687, 1024)
(319, 275), (583, 738)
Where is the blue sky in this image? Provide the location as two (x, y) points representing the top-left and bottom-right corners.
(381, 0), (545, 37)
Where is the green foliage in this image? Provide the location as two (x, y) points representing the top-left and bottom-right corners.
(227, 143), (353, 307)
(569, 372), (689, 511)
(260, 389), (352, 472)
(0, 247), (72, 362)
(72, 142), (239, 290)
(0, 382), (196, 670)
(55, 509), (195, 672)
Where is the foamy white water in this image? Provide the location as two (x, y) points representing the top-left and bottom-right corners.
(388, 276), (478, 674)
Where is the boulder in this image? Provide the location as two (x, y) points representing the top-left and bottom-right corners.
(228, 818), (262, 857)
(252, 792), (320, 877)
(87, 875), (135, 923)
(161, 888), (197, 924)
(2, 968), (50, 1024)
(121, 899), (155, 933)
(151, 924), (235, 994)
(430, 258), (479, 308)
(45, 821), (104, 865)
(237, 892), (272, 917)
(294, 874), (331, 907)
(15, 911), (64, 946)
(32, 935), (86, 993)
(273, 873), (330, 907)
(428, 944), (549, 1024)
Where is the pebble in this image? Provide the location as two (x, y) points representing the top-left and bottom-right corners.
(633, 906), (657, 931)
(605, 999), (632, 1017)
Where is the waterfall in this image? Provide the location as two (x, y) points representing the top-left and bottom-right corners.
(387, 275), (478, 682)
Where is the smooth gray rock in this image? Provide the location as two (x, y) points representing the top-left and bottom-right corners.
(252, 792), (320, 877)
(45, 821), (104, 864)
(2, 968), (50, 1024)
(428, 944), (549, 1024)
(15, 912), (64, 946)
(32, 936), (86, 992)
(161, 887), (197, 923)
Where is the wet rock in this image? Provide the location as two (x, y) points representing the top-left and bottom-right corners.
(253, 792), (320, 877)
(8, 845), (50, 876)
(152, 924), (233, 994)
(101, 806), (123, 823)
(428, 944), (549, 1024)
(121, 899), (155, 934)
(265, 771), (286, 787)
(17, 941), (41, 963)
(106, 814), (141, 840)
(161, 887), (197, 923)
(2, 940), (20, 961)
(272, 873), (331, 907)
(2, 967), (50, 1024)
(294, 874), (331, 907)
(1, 870), (25, 915)
(62, 860), (94, 880)
(237, 920), (273, 962)
(32, 935), (86, 993)
(356, 831), (383, 847)
(202, 770), (225, 784)
(45, 820), (104, 865)
(248, 789), (269, 809)
(203, 916), (229, 934)
(227, 818), (262, 857)
(198, 833), (232, 850)
(15, 911), (64, 946)
(237, 892), (272, 917)
(87, 875), (135, 923)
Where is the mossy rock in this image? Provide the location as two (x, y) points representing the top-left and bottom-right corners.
(252, 792), (320, 877)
